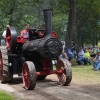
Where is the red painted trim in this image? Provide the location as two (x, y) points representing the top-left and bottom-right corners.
(52, 31), (57, 38)
(36, 70), (63, 76)
(17, 38), (25, 43)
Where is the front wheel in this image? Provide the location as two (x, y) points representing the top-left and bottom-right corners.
(56, 58), (72, 86)
(22, 61), (36, 90)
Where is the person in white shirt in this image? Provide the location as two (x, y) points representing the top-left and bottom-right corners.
(2, 30), (6, 39)
(59, 42), (68, 59)
(2, 25), (10, 39)
(1, 25), (10, 45)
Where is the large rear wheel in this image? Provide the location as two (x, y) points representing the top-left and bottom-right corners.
(56, 58), (72, 85)
(0, 46), (13, 83)
(6, 27), (17, 49)
(22, 61), (36, 90)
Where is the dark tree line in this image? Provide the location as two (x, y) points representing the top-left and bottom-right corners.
(0, 0), (100, 48)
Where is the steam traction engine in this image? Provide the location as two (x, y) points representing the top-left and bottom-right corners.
(0, 9), (72, 90)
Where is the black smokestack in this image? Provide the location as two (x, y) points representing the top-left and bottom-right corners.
(43, 9), (52, 38)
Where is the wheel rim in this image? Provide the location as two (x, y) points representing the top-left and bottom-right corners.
(57, 60), (66, 85)
(0, 51), (3, 81)
(6, 36), (11, 48)
(6, 28), (11, 48)
(6, 27), (17, 49)
(56, 60), (67, 85)
(56, 59), (72, 85)
(22, 63), (30, 89)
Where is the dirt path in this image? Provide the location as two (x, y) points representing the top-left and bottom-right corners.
(0, 74), (100, 100)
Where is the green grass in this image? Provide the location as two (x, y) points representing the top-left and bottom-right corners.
(0, 90), (14, 100)
(72, 64), (100, 85)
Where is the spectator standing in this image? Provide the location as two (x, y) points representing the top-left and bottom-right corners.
(59, 42), (68, 59)
(1, 25), (10, 45)
(59, 43), (71, 67)
(71, 41), (77, 58)
(2, 25), (10, 39)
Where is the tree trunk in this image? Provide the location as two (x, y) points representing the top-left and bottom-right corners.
(91, 31), (95, 47)
(65, 0), (76, 48)
(76, 16), (82, 50)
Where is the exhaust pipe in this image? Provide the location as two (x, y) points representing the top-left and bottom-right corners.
(43, 9), (52, 38)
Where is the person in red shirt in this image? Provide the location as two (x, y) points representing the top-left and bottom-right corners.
(20, 25), (29, 41)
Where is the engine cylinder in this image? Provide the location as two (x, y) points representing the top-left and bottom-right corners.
(23, 38), (62, 59)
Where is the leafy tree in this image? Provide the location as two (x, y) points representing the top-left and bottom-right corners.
(76, 0), (100, 47)
(0, 0), (100, 49)
(0, 0), (41, 35)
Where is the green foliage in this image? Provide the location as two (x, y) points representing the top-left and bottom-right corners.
(52, 14), (68, 39)
(0, 0), (100, 47)
(76, 0), (100, 45)
(0, 0), (40, 35)
(0, 0), (68, 39)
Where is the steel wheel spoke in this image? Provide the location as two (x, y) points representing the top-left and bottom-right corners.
(24, 75), (30, 88)
(56, 59), (70, 85)
(58, 73), (66, 85)
(22, 61), (36, 90)
(22, 63), (31, 89)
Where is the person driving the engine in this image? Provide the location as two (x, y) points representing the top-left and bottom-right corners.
(20, 25), (29, 41)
